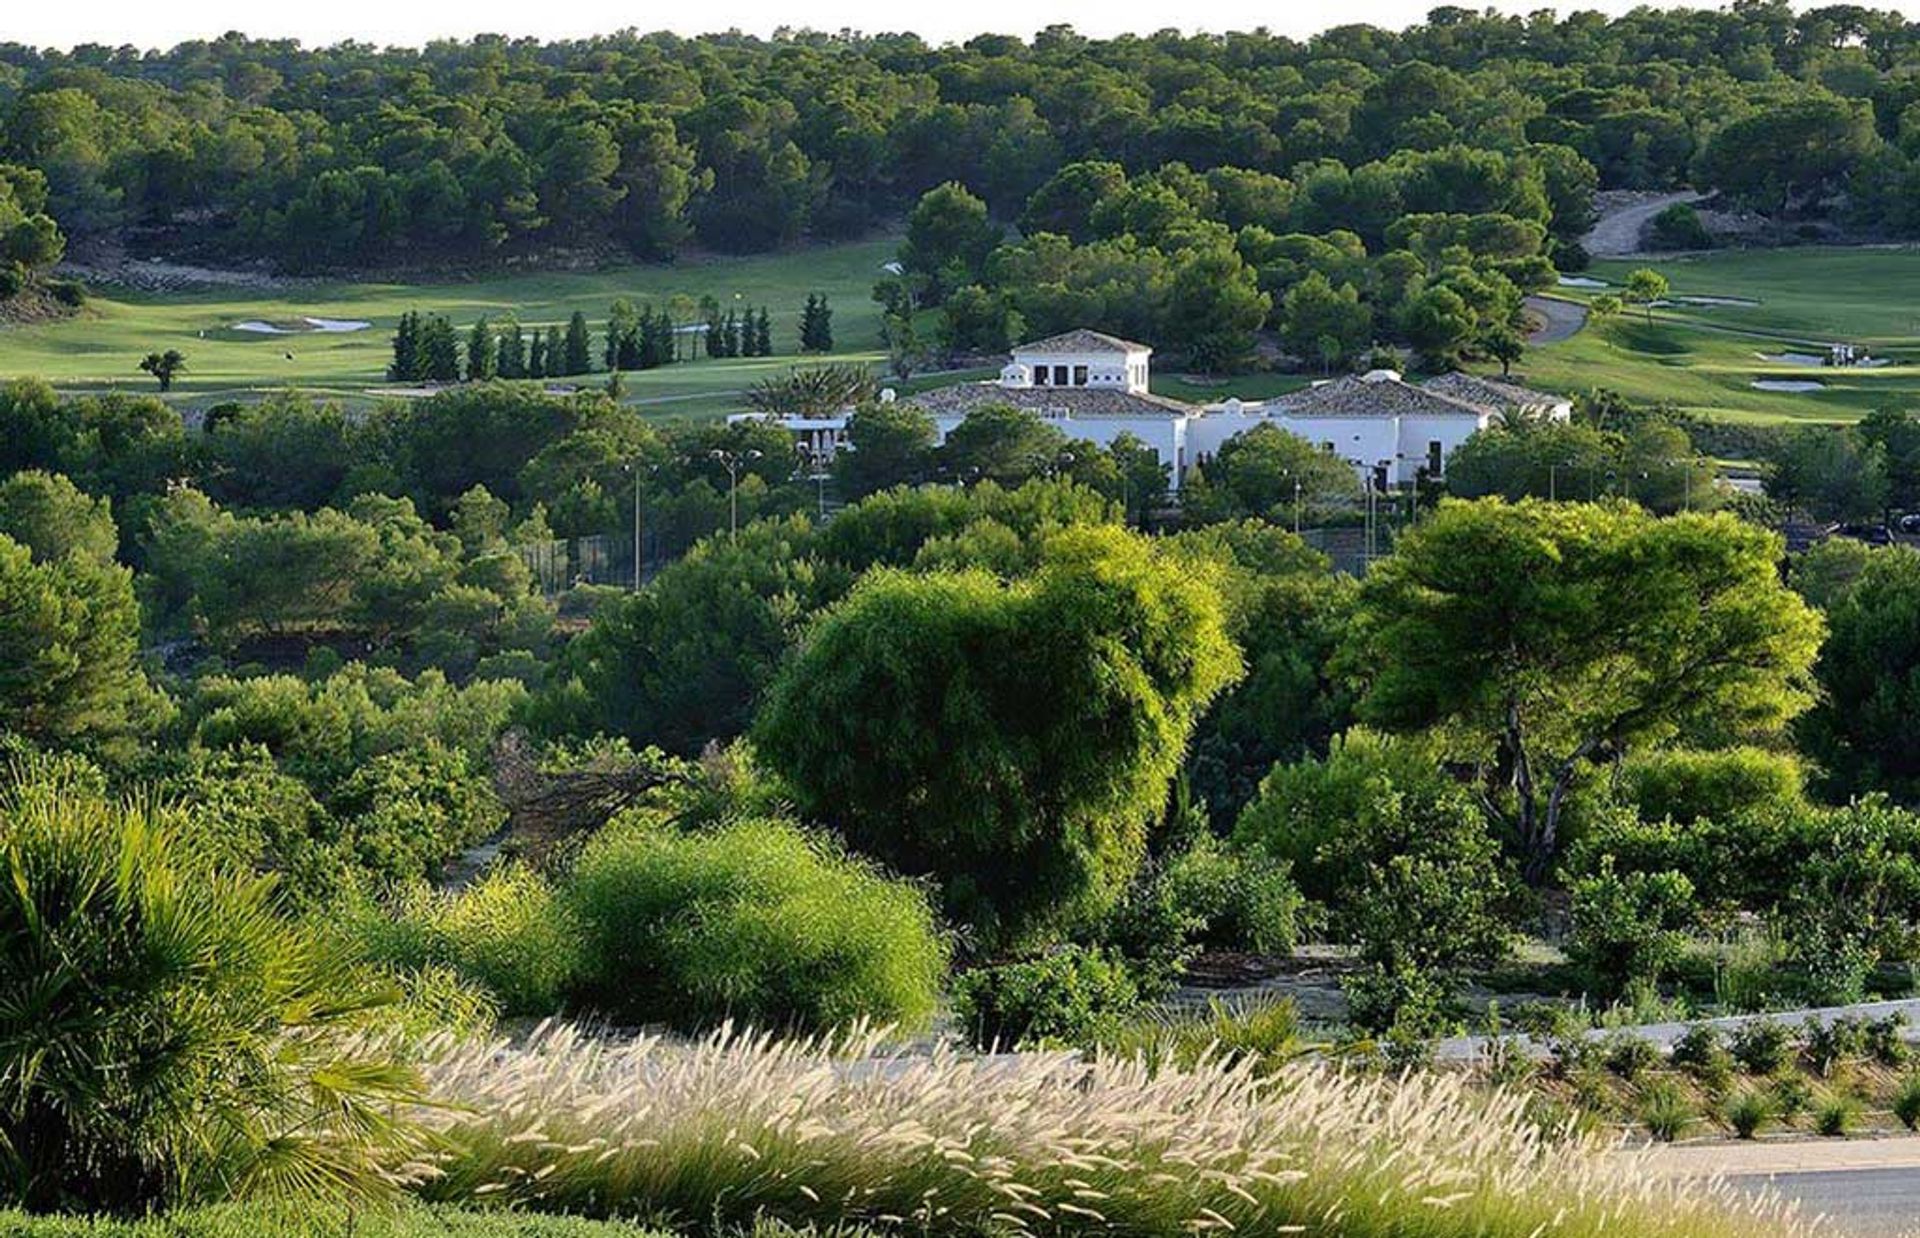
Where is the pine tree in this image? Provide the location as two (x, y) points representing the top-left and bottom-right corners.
(705, 310), (724, 358)
(389, 310), (421, 381)
(528, 330), (547, 379)
(423, 315), (461, 383)
(811, 295), (833, 351)
(606, 299), (638, 370)
(754, 306), (773, 356)
(544, 326), (563, 377)
(618, 306), (646, 370)
(564, 311), (593, 375)
(653, 308), (677, 367)
(721, 310), (739, 358)
(466, 315), (498, 381)
(498, 320), (526, 378)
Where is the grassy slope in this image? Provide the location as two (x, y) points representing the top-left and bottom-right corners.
(0, 240), (900, 417)
(1516, 248), (1920, 424)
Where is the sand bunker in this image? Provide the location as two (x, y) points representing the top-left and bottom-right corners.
(231, 316), (373, 335)
(1557, 276), (1610, 289)
(1674, 295), (1759, 307)
(1751, 379), (1825, 392)
(1756, 351), (1893, 369)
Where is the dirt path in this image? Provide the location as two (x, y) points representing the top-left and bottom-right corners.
(1585, 190), (1705, 258)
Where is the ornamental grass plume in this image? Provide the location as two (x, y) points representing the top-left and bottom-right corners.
(409, 1021), (1810, 1237)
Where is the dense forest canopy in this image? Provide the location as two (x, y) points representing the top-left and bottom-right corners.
(3, 3), (1920, 273)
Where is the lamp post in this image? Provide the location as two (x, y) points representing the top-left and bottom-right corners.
(623, 461), (659, 591)
(711, 448), (763, 541)
(1549, 458), (1573, 503)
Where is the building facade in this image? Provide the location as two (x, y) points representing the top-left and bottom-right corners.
(733, 330), (1571, 493)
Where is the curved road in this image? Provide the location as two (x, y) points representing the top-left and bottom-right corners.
(1585, 190), (1705, 258)
(1526, 295), (1589, 345)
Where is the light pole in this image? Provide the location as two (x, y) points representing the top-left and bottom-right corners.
(1668, 456), (1697, 510)
(711, 448), (762, 540)
(1549, 458), (1573, 503)
(624, 461), (658, 590)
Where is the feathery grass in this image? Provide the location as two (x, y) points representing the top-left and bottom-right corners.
(405, 1022), (1810, 1236)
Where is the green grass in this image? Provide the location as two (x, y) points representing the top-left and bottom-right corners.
(0, 240), (902, 418)
(1517, 247), (1920, 424)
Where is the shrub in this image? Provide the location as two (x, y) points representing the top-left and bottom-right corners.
(1618, 747), (1804, 826)
(1867, 1013), (1910, 1067)
(0, 767), (418, 1211)
(1639, 1079), (1694, 1142)
(1648, 203), (1714, 251)
(1731, 1017), (1795, 1075)
(1724, 1088), (1774, 1139)
(1813, 1094), (1858, 1137)
(356, 866), (582, 1016)
(330, 741), (506, 882)
(1566, 858), (1697, 999)
(1603, 1032), (1661, 1081)
(1094, 835), (1303, 997)
(1240, 731), (1513, 1027)
(1804, 1016), (1867, 1077)
(1893, 1073), (1920, 1130)
(1771, 1072), (1813, 1124)
(952, 946), (1141, 1050)
(1096, 995), (1307, 1076)
(1671, 1025), (1734, 1094)
(564, 815), (948, 1033)
(756, 527), (1241, 949)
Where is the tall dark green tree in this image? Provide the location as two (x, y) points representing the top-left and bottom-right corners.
(562, 312), (593, 376)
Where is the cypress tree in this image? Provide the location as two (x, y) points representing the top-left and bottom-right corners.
(389, 310), (420, 381)
(498, 320), (526, 379)
(722, 310), (739, 358)
(654, 308), (677, 367)
(811, 295), (833, 351)
(619, 307), (646, 370)
(754, 306), (773, 356)
(564, 311), (593, 375)
(466, 315), (497, 381)
(423, 315), (461, 383)
(544, 326), (564, 377)
(528, 330), (547, 379)
(705, 310), (723, 357)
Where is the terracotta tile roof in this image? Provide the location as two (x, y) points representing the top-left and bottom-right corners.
(1012, 329), (1154, 355)
(904, 381), (1191, 419)
(1420, 372), (1567, 410)
(1269, 374), (1491, 418)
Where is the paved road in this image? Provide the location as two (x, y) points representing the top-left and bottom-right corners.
(1585, 190), (1704, 257)
(1526, 295), (1589, 344)
(1732, 1167), (1920, 1236)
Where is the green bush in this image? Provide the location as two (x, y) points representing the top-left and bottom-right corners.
(356, 866), (582, 1016)
(1804, 1016), (1867, 1077)
(1771, 1071), (1813, 1124)
(1893, 1073), (1920, 1130)
(1603, 1031), (1661, 1081)
(1813, 1094), (1858, 1137)
(1648, 202), (1713, 250)
(1617, 747), (1804, 826)
(756, 526), (1242, 948)
(1724, 1088), (1773, 1139)
(329, 741), (506, 882)
(1732, 1018), (1796, 1075)
(1239, 730), (1513, 1029)
(1638, 1079), (1694, 1142)
(1566, 857), (1697, 999)
(0, 766), (417, 1211)
(565, 815), (949, 1033)
(1671, 1025), (1734, 1093)
(951, 945), (1141, 1050)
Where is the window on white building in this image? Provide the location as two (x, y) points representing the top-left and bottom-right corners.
(1073, 364), (1087, 385)
(1427, 440), (1444, 475)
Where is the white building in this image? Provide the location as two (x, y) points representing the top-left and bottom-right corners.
(734, 330), (1570, 494)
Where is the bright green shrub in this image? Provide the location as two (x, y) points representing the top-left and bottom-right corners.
(757, 525), (1241, 948)
(951, 946), (1141, 1049)
(1731, 1017), (1795, 1075)
(564, 816), (949, 1033)
(0, 765), (417, 1212)
(1618, 746), (1805, 826)
(358, 867), (582, 1016)
(1566, 858), (1698, 998)
(329, 741), (506, 882)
